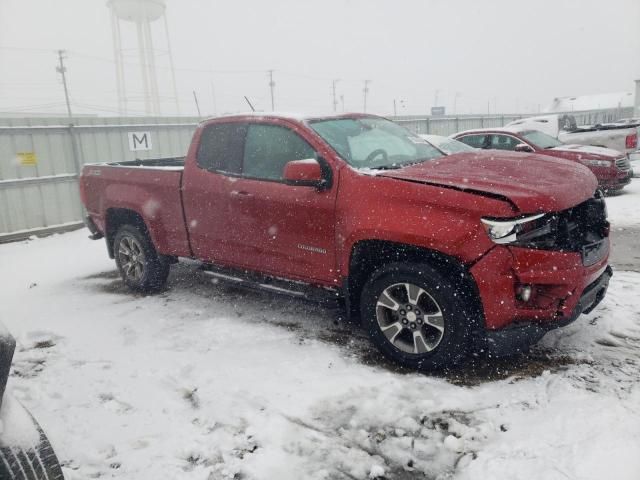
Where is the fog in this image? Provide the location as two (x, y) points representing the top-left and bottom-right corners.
(0, 0), (638, 116)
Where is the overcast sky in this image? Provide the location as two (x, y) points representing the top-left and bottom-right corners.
(0, 0), (638, 117)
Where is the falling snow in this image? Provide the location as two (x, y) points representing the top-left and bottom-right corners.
(1, 183), (639, 479)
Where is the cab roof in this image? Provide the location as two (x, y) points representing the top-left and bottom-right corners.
(201, 111), (379, 124)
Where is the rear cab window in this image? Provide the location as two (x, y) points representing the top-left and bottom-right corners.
(196, 122), (247, 174)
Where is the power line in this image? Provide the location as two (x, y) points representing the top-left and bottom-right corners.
(192, 90), (201, 116)
(66, 50), (263, 75)
(0, 45), (56, 53)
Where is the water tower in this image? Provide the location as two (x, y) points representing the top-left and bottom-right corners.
(108, 0), (179, 115)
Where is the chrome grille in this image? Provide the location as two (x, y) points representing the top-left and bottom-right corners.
(616, 156), (631, 171)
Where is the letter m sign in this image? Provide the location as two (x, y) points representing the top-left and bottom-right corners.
(128, 131), (153, 151)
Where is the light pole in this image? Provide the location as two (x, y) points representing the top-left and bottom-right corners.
(332, 79), (340, 112)
(363, 80), (371, 112)
(268, 69), (275, 111)
(453, 92), (461, 115)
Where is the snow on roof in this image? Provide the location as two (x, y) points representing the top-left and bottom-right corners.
(453, 126), (522, 136)
(202, 111), (374, 123)
(546, 92), (634, 113)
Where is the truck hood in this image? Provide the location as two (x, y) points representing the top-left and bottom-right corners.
(546, 144), (621, 160)
(377, 151), (597, 213)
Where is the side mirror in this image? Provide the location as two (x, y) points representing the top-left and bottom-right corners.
(514, 143), (534, 153)
(283, 159), (324, 187)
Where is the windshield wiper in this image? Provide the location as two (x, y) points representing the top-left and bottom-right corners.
(369, 164), (402, 170)
(397, 157), (437, 168)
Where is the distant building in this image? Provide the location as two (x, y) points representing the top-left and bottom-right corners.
(545, 92), (634, 113)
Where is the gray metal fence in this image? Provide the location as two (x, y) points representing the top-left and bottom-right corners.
(0, 107), (634, 241)
(392, 107), (635, 136)
(0, 116), (198, 241)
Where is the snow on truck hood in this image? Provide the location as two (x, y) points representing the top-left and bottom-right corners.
(377, 151), (598, 213)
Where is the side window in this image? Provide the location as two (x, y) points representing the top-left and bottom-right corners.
(457, 134), (488, 149)
(196, 123), (247, 174)
(490, 135), (521, 151)
(243, 124), (315, 180)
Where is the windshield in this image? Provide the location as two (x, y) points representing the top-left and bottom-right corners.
(423, 135), (475, 154)
(309, 117), (444, 169)
(520, 130), (563, 149)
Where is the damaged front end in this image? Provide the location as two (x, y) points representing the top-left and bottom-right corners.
(470, 192), (612, 356)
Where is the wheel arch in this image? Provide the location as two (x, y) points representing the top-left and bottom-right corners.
(345, 240), (484, 328)
(105, 208), (150, 258)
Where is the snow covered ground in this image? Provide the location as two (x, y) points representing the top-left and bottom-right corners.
(1, 182), (640, 480)
(606, 178), (640, 227)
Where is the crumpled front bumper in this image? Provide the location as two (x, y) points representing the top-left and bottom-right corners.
(469, 243), (611, 356)
(478, 266), (612, 357)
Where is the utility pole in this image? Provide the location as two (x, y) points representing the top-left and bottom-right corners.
(332, 79), (340, 112)
(363, 80), (371, 113)
(211, 80), (218, 116)
(433, 89), (440, 108)
(453, 92), (461, 115)
(56, 50), (73, 120)
(268, 69), (275, 111)
(193, 90), (202, 117)
(393, 99), (406, 117)
(340, 94), (345, 112)
(55, 50), (82, 179)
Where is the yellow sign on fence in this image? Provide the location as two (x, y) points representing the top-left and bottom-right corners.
(17, 152), (37, 166)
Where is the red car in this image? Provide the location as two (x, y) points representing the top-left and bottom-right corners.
(80, 114), (611, 370)
(453, 127), (632, 192)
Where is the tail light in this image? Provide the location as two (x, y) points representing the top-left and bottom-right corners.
(625, 133), (637, 150)
(79, 176), (87, 203)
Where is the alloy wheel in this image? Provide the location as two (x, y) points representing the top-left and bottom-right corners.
(118, 235), (146, 282)
(375, 282), (445, 354)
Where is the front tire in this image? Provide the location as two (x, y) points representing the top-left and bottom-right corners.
(360, 263), (476, 370)
(113, 225), (170, 292)
(0, 398), (65, 480)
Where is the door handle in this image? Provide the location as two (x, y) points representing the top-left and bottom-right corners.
(230, 190), (253, 198)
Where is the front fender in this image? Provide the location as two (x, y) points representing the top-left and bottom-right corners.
(335, 172), (513, 275)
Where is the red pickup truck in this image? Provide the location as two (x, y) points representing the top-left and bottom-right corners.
(80, 113), (612, 370)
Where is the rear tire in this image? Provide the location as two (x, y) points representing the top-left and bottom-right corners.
(360, 262), (476, 370)
(113, 225), (170, 292)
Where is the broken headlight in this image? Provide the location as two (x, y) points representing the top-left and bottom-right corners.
(481, 213), (546, 244)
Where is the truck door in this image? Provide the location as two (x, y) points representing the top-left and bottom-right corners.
(182, 121), (251, 266)
(228, 121), (338, 284)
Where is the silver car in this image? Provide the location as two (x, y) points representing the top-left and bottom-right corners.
(418, 134), (476, 155)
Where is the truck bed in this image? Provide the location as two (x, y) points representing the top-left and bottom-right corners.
(102, 156), (185, 169)
(558, 126), (638, 153)
(80, 157), (191, 257)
